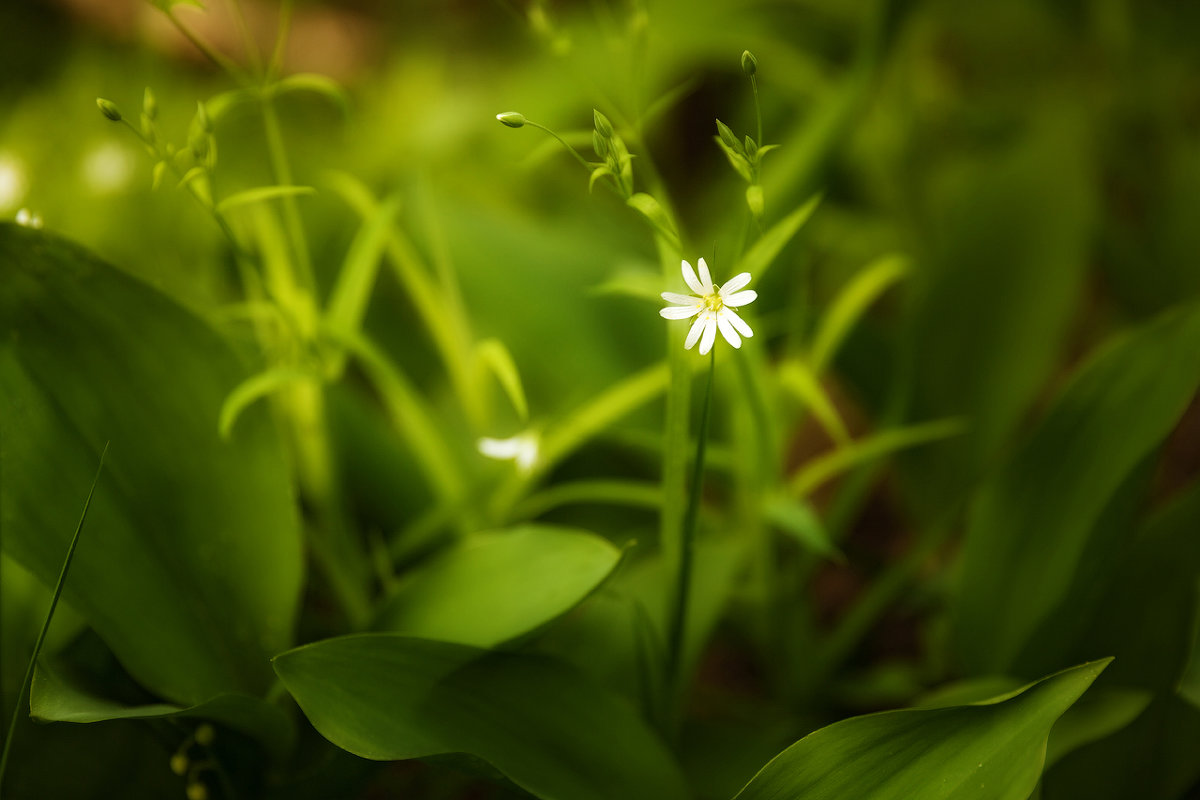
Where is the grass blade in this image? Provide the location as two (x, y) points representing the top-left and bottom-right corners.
(0, 442), (108, 793)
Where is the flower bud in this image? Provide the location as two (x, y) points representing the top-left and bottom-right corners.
(592, 130), (609, 159)
(593, 109), (614, 139)
(194, 101), (212, 133)
(195, 724), (215, 746)
(96, 98), (122, 122)
(741, 50), (758, 77)
(186, 783), (208, 800)
(170, 754), (189, 776)
(143, 87), (158, 120)
(495, 111), (526, 128)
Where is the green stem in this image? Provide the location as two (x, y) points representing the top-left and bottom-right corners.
(165, 10), (249, 85)
(0, 443), (108, 793)
(228, 0), (263, 78)
(665, 349), (714, 716)
(751, 75), (762, 145)
(525, 121), (594, 171)
(259, 98), (316, 294)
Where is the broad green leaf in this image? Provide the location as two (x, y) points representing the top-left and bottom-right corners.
(30, 661), (293, 760)
(809, 254), (908, 372)
(373, 525), (621, 647)
(274, 634), (690, 800)
(734, 193), (821, 281)
(215, 185), (316, 214)
(0, 225), (302, 704)
(954, 302), (1200, 673)
(734, 659), (1109, 800)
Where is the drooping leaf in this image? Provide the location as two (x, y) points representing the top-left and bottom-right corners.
(30, 661), (294, 760)
(954, 302), (1200, 674)
(734, 660), (1109, 800)
(734, 193), (821, 282)
(274, 634), (690, 800)
(373, 525), (622, 648)
(0, 224), (303, 704)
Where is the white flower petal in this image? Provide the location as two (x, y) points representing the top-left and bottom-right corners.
(717, 311), (742, 348)
(722, 289), (758, 307)
(697, 258), (714, 293)
(478, 437), (522, 459)
(685, 314), (707, 349)
(682, 260), (705, 294)
(660, 304), (701, 320)
(724, 307), (754, 338)
(698, 316), (717, 354)
(720, 272), (752, 295)
(661, 291), (700, 306)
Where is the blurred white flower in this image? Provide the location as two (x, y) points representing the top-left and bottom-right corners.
(477, 432), (539, 473)
(82, 141), (135, 195)
(659, 258), (757, 355)
(15, 208), (42, 229)
(0, 153), (28, 212)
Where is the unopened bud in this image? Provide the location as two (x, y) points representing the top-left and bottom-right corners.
(143, 87), (158, 120)
(186, 783), (208, 800)
(495, 111), (526, 128)
(195, 724), (215, 746)
(741, 50), (758, 77)
(593, 109), (614, 139)
(592, 130), (609, 159)
(195, 101), (211, 133)
(170, 753), (189, 776)
(96, 98), (122, 122)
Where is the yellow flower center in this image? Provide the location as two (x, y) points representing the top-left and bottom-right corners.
(703, 289), (723, 313)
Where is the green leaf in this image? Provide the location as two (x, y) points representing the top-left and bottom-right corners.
(215, 185), (316, 214)
(324, 192), (403, 367)
(473, 338), (529, 422)
(777, 359), (851, 445)
(268, 73), (350, 114)
(715, 139), (754, 183)
(0, 225), (302, 704)
(218, 367), (315, 439)
(954, 302), (1200, 674)
(373, 525), (621, 647)
(734, 193), (821, 282)
(274, 634), (690, 800)
(626, 193), (680, 250)
(810, 254), (908, 372)
(788, 418), (964, 499)
(734, 660), (1110, 800)
(29, 661), (294, 760)
(764, 495), (841, 561)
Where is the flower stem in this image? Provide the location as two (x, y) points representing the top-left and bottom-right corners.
(525, 121), (594, 171)
(0, 443), (108, 794)
(751, 74), (763, 145)
(665, 349), (715, 721)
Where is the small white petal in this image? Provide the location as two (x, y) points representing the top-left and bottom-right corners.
(697, 258), (714, 293)
(682, 260), (705, 294)
(722, 289), (758, 307)
(661, 291), (700, 306)
(478, 437), (522, 459)
(660, 304), (701, 320)
(720, 272), (752, 295)
(717, 311), (742, 348)
(698, 316), (717, 354)
(724, 307), (754, 338)
(684, 315), (707, 349)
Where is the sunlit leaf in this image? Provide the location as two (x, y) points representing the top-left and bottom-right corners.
(735, 193), (821, 281)
(274, 634), (690, 800)
(734, 660), (1109, 800)
(374, 525), (621, 647)
(216, 185), (316, 214)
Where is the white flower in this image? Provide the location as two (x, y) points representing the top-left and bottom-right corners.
(477, 432), (539, 473)
(659, 258), (757, 354)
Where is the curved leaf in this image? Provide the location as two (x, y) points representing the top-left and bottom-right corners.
(734, 660), (1109, 800)
(374, 525), (622, 648)
(274, 634), (689, 800)
(0, 224), (303, 704)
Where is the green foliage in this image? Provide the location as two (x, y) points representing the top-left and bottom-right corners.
(273, 634), (691, 800)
